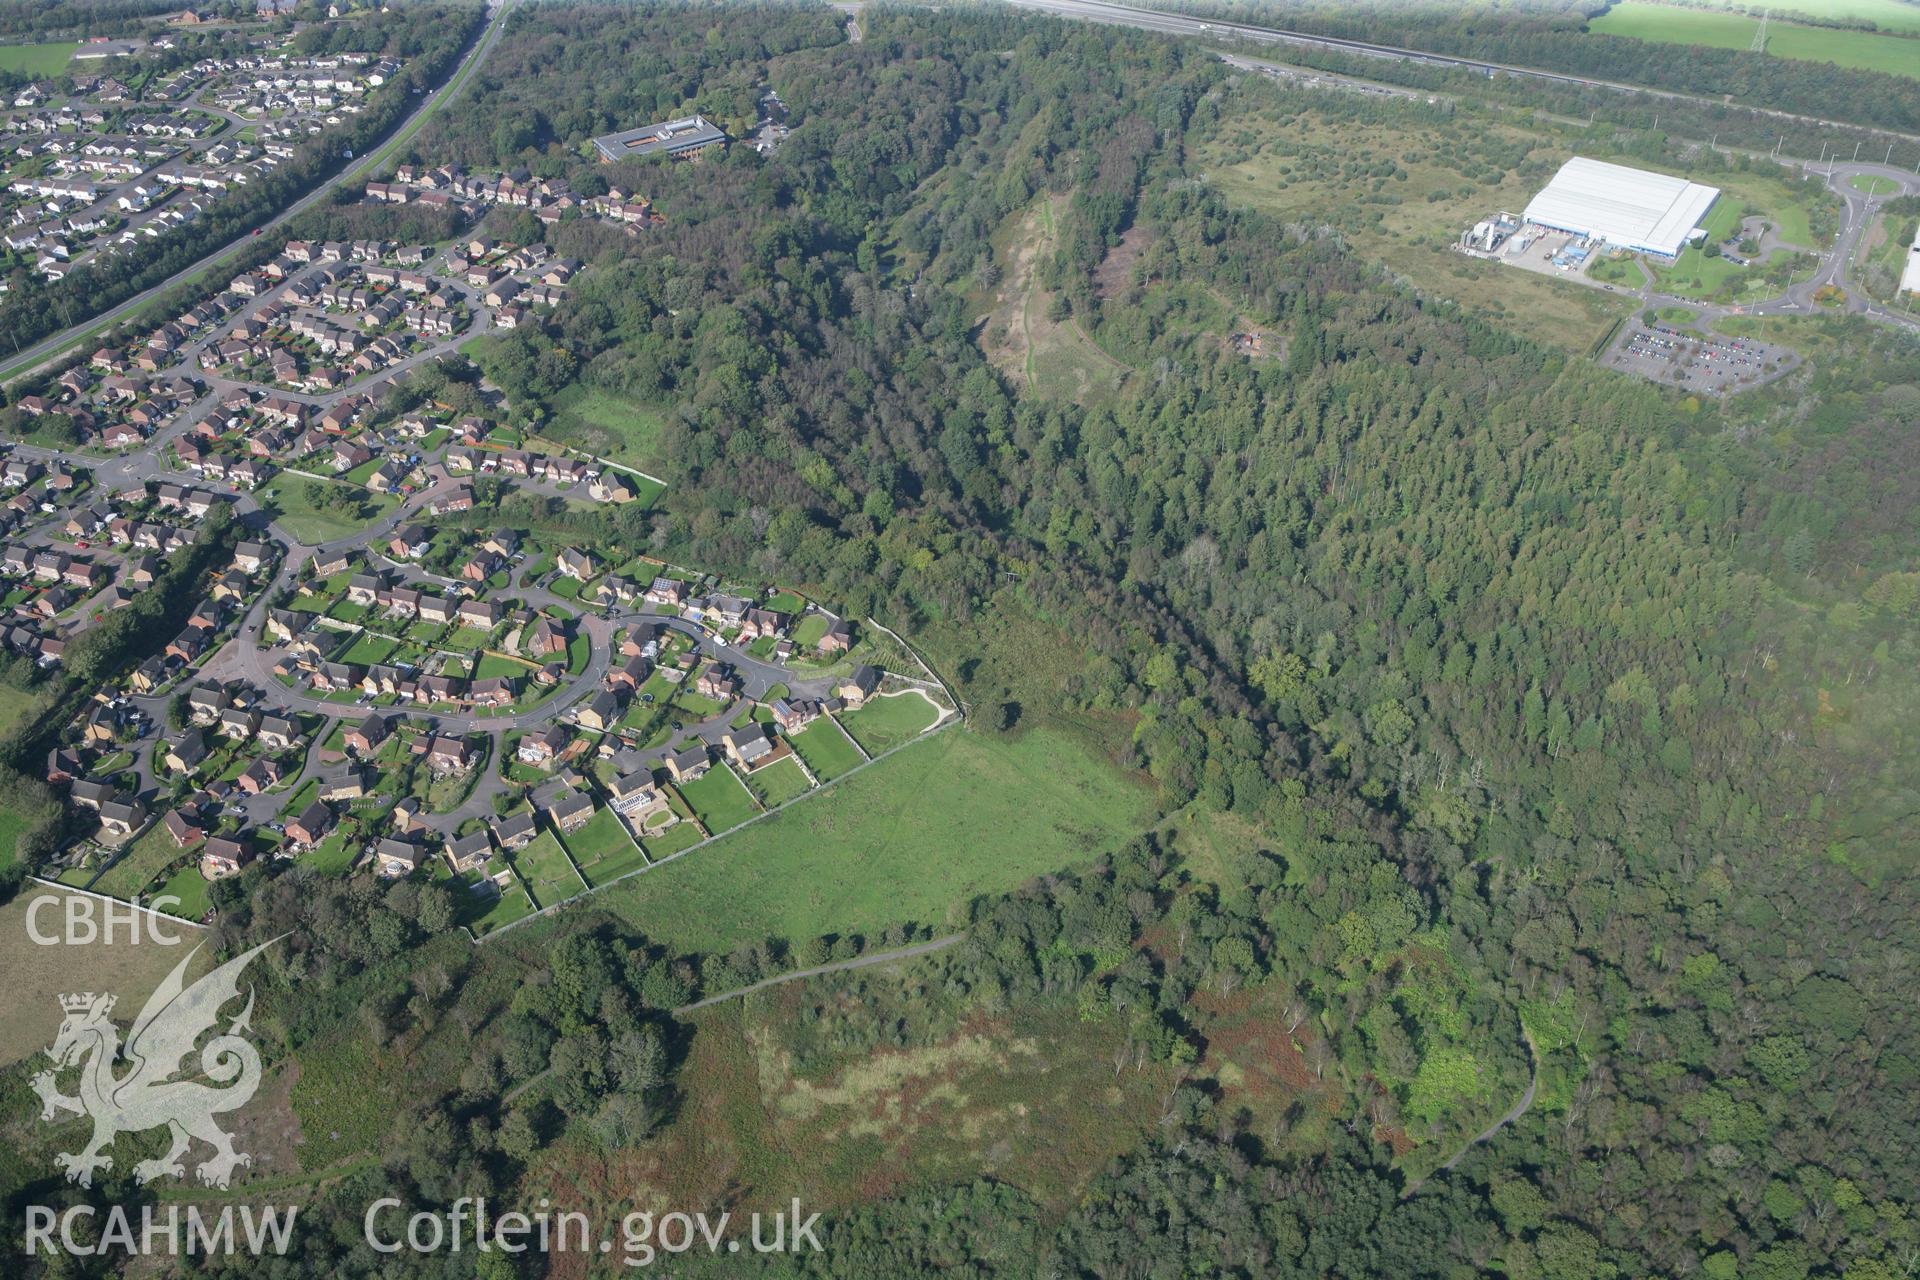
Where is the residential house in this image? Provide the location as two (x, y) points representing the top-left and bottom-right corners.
(577, 689), (624, 731)
(99, 799), (146, 838)
(235, 756), (283, 795)
(375, 837), (426, 878)
(544, 788), (594, 834)
(695, 664), (739, 701)
(201, 834), (251, 876)
(218, 706), (260, 740)
(739, 608), (790, 641)
(723, 724), (775, 769)
(665, 744), (710, 783)
(818, 618), (852, 654)
(317, 765), (368, 802)
(163, 728), (208, 773)
(608, 769), (664, 818)
(163, 809), (205, 849)
(426, 736), (473, 774)
(528, 617), (567, 657)
(344, 712), (388, 756)
(284, 800), (333, 849)
(491, 811), (536, 850)
(444, 829), (492, 873)
(517, 724), (568, 767)
(836, 664), (881, 707)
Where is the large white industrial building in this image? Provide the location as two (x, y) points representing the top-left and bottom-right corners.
(1522, 157), (1721, 259)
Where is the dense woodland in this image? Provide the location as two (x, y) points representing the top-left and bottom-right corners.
(4, 2), (1920, 1277)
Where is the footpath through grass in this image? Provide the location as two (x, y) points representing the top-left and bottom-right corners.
(603, 726), (1155, 954)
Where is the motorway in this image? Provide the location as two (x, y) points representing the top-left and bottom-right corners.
(1001, 0), (1920, 148)
(0, 0), (513, 389)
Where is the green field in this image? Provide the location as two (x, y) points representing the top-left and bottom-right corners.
(0, 887), (211, 1068)
(676, 764), (759, 833)
(513, 828), (583, 907)
(562, 806), (647, 884)
(603, 726), (1155, 954)
(838, 691), (943, 755)
(1590, 2), (1920, 79)
(1681, 0), (1920, 30)
(546, 385), (673, 471)
(0, 43), (76, 75)
(259, 474), (399, 543)
(789, 716), (865, 781)
(0, 683), (44, 740)
(746, 754), (813, 808)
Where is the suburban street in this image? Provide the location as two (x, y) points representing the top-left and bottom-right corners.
(0, 0), (514, 388)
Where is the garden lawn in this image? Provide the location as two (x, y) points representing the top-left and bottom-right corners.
(677, 766), (758, 834)
(514, 828), (584, 907)
(747, 755), (812, 808)
(603, 726), (1155, 954)
(565, 807), (648, 885)
(838, 692), (942, 755)
(449, 869), (535, 934)
(789, 716), (864, 781)
(639, 818), (703, 861)
(92, 828), (182, 900)
(150, 864), (210, 920)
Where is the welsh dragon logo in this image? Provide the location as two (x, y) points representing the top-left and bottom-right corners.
(30, 937), (282, 1189)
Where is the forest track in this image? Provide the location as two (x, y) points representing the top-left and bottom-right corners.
(1403, 1025), (1540, 1197)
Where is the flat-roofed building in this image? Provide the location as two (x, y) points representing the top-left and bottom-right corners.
(592, 115), (726, 163)
(1522, 157), (1720, 259)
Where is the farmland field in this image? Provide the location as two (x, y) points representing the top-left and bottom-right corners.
(1589, 2), (1920, 79)
(789, 715), (864, 780)
(1679, 0), (1920, 29)
(603, 726), (1155, 954)
(0, 885), (210, 1068)
(838, 690), (943, 755)
(0, 43), (76, 75)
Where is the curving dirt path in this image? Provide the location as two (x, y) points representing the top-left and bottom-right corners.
(1402, 1027), (1539, 1197)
